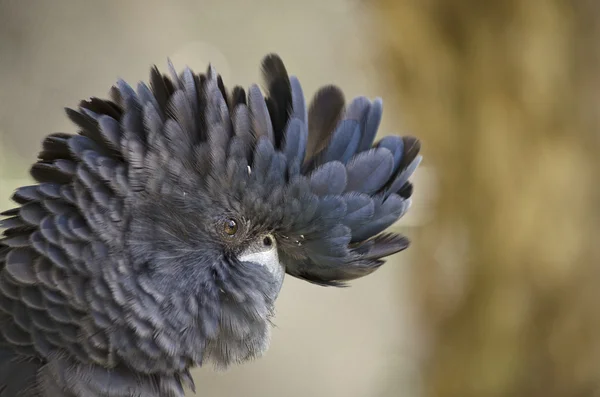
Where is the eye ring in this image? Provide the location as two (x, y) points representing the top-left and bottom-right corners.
(223, 218), (238, 236)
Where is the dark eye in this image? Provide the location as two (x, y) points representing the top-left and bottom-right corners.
(224, 219), (238, 236)
(263, 235), (273, 247)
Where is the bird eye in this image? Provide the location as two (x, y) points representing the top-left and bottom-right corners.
(263, 236), (273, 247)
(223, 219), (238, 236)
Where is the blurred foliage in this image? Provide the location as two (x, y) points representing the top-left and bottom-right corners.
(374, 1), (600, 396)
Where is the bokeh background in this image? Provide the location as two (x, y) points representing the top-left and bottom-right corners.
(1, 1), (598, 397)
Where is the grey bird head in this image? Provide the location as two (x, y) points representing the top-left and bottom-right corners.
(0, 54), (421, 396)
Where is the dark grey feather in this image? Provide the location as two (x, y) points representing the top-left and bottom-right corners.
(358, 98), (383, 153)
(306, 85), (345, 160)
(0, 53), (421, 396)
(351, 194), (409, 242)
(282, 118), (307, 177)
(309, 161), (347, 196)
(261, 54), (292, 148)
(345, 148), (394, 194)
(322, 119), (361, 165)
(248, 84), (274, 143)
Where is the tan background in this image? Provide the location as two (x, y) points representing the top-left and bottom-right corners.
(0, 1), (429, 396)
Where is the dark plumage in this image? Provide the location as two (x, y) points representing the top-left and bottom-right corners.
(0, 54), (421, 396)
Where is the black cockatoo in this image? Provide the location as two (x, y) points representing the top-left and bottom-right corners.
(0, 54), (421, 396)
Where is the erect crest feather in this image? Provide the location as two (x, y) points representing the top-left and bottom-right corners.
(2, 54), (421, 306)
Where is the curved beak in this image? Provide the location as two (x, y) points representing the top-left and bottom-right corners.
(238, 234), (285, 297)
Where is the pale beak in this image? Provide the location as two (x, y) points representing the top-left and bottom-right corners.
(238, 234), (285, 295)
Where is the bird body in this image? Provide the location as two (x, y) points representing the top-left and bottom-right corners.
(0, 54), (421, 396)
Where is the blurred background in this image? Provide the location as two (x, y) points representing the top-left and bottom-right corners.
(1, 1), (598, 397)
